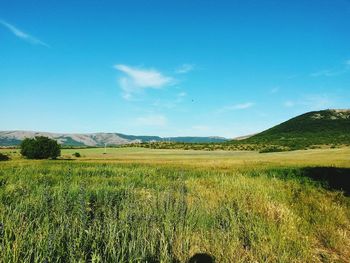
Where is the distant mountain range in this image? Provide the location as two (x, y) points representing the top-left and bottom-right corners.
(0, 131), (228, 147)
(2, 109), (349, 148)
(241, 109), (350, 149)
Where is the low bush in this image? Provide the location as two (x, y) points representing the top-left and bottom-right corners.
(259, 146), (289, 153)
(73, 152), (81, 157)
(0, 153), (10, 161)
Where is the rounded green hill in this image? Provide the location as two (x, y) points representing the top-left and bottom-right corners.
(241, 109), (350, 149)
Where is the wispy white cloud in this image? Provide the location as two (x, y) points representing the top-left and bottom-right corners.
(177, 91), (187, 97)
(301, 94), (334, 109)
(191, 125), (210, 132)
(270, 87), (280, 94)
(218, 102), (255, 113)
(135, 114), (168, 127)
(232, 102), (255, 110)
(284, 101), (295, 107)
(175, 91), (187, 103)
(114, 64), (174, 100)
(283, 94), (336, 110)
(310, 59), (350, 77)
(0, 20), (49, 47)
(175, 64), (195, 74)
(150, 92), (187, 110)
(310, 69), (345, 77)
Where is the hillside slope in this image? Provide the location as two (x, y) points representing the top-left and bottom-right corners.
(242, 109), (350, 149)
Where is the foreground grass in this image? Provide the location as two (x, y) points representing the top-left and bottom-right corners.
(0, 148), (350, 262)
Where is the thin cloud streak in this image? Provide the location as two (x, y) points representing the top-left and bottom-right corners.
(310, 69), (346, 77)
(0, 20), (49, 47)
(310, 59), (350, 77)
(217, 102), (255, 113)
(135, 114), (168, 127)
(150, 91), (187, 110)
(175, 64), (195, 74)
(284, 101), (295, 107)
(270, 87), (280, 94)
(283, 94), (336, 110)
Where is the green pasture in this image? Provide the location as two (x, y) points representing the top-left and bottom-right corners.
(0, 148), (349, 262)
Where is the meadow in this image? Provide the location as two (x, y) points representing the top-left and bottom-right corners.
(0, 147), (349, 262)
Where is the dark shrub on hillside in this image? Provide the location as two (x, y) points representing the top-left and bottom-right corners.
(259, 146), (289, 153)
(0, 153), (10, 161)
(20, 136), (61, 159)
(73, 152), (81, 157)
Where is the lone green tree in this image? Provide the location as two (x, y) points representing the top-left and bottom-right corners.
(20, 136), (61, 159)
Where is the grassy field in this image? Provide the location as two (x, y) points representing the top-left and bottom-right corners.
(0, 148), (350, 262)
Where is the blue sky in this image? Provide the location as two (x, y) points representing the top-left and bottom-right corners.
(1, 0), (350, 138)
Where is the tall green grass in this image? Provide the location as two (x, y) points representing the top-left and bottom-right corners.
(0, 161), (349, 262)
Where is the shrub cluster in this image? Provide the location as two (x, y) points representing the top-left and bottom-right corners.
(0, 153), (10, 161)
(259, 146), (289, 153)
(73, 152), (81, 157)
(20, 136), (61, 159)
